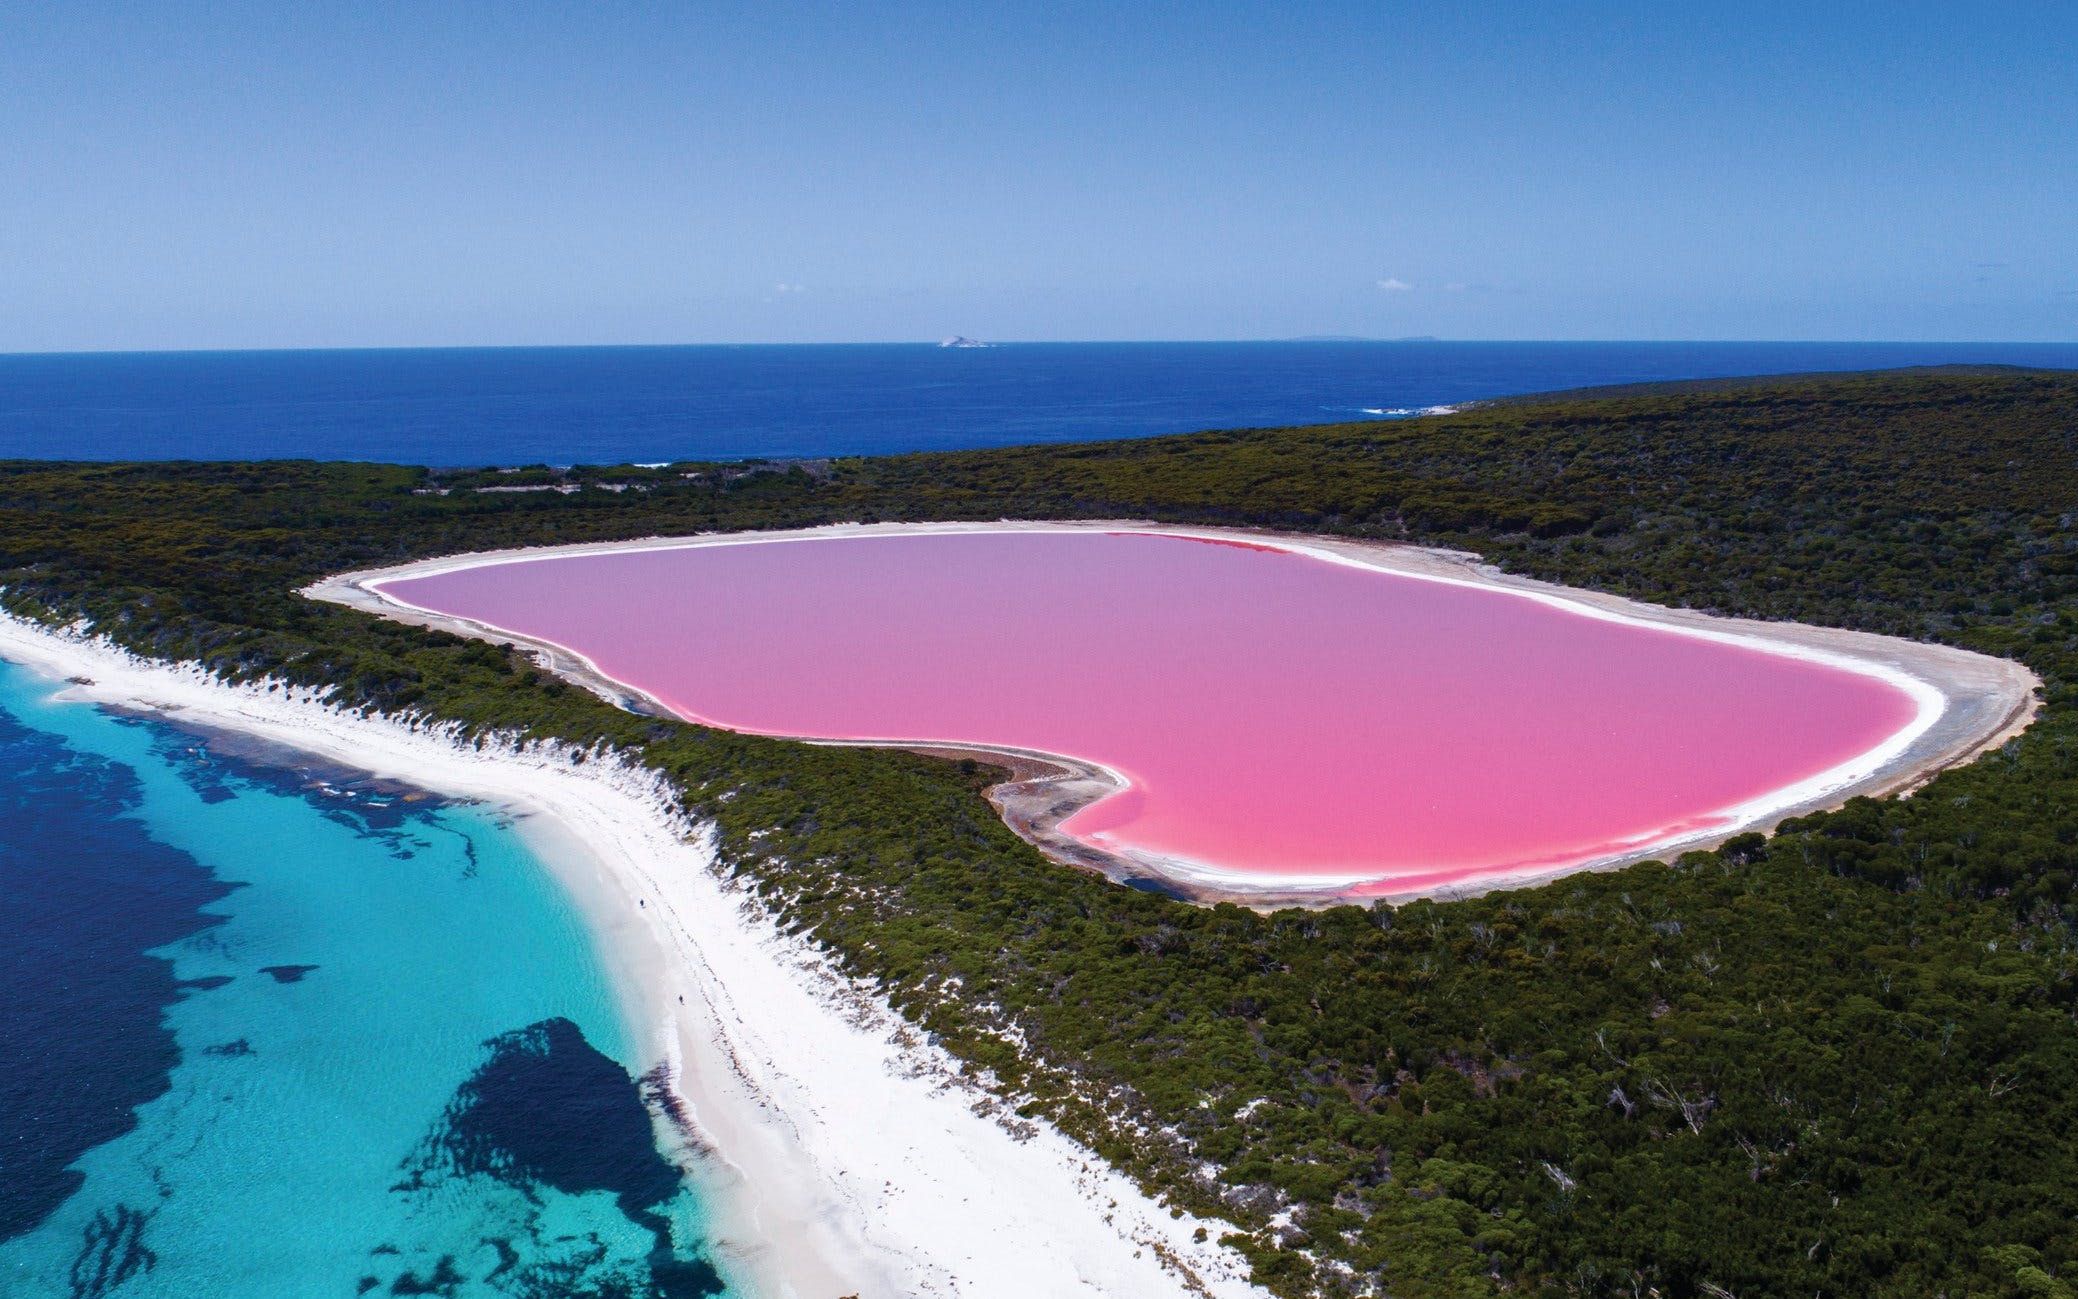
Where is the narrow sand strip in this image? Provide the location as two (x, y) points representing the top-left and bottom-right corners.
(0, 614), (1263, 1299)
(309, 521), (2042, 906)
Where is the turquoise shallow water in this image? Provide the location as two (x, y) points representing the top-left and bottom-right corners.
(0, 659), (734, 1298)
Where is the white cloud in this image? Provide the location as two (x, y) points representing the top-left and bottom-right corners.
(1376, 277), (1413, 292)
(772, 282), (808, 294)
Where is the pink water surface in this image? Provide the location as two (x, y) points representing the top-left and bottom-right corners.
(378, 531), (1920, 892)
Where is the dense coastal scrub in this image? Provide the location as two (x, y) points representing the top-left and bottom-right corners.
(4, 367), (2076, 1298)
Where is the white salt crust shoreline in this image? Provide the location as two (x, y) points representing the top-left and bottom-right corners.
(315, 521), (2043, 906)
(0, 614), (1264, 1299)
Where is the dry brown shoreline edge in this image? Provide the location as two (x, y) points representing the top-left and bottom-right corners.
(305, 520), (2043, 910)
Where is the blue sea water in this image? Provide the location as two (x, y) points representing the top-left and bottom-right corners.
(1, 340), (2074, 467)
(0, 660), (733, 1298)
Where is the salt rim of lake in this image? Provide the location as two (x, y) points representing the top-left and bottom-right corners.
(315, 521), (2042, 905)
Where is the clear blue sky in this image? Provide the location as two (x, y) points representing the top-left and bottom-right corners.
(3, 2), (2073, 349)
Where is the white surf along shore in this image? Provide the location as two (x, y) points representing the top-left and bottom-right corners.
(316, 520), (2044, 907)
(0, 613), (1265, 1299)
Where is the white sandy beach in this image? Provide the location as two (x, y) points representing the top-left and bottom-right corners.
(0, 613), (1264, 1299)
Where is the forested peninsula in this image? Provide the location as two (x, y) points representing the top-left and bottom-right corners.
(4, 368), (2074, 1299)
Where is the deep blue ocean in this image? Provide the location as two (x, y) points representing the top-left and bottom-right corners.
(0, 661), (734, 1298)
(2, 340), (2074, 466)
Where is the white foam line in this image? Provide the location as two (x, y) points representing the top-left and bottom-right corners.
(356, 522), (1949, 894)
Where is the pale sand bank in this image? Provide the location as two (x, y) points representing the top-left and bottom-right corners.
(0, 614), (1263, 1299)
(310, 520), (2043, 907)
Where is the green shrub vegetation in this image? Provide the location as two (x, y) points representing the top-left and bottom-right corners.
(3, 367), (2076, 1297)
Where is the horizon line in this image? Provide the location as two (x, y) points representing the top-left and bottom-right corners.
(4, 336), (2076, 360)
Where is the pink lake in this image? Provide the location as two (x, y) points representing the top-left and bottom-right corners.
(376, 530), (1922, 893)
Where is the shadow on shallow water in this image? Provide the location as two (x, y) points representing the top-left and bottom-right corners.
(0, 704), (233, 1243)
(393, 1018), (725, 1299)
